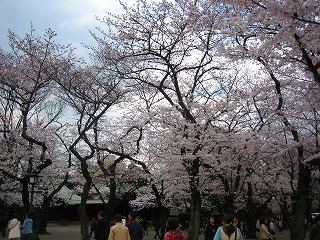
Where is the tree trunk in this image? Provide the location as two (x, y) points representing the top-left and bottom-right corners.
(280, 196), (290, 230)
(223, 194), (235, 214)
(258, 56), (311, 240)
(160, 207), (167, 240)
(29, 211), (40, 240)
(246, 182), (258, 239)
(22, 180), (30, 212)
(78, 181), (90, 240)
(104, 166), (117, 223)
(31, 196), (50, 240)
(187, 189), (201, 240)
(290, 162), (311, 240)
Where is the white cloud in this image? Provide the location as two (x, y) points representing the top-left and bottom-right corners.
(91, 0), (120, 10)
(54, 0), (115, 29)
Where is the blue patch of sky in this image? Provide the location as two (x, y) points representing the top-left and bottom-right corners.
(0, 0), (130, 58)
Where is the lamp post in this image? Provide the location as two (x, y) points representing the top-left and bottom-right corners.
(28, 173), (39, 213)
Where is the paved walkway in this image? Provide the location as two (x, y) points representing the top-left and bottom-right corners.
(29, 225), (294, 240)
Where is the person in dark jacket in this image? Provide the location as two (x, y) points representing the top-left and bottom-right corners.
(142, 217), (148, 235)
(126, 211), (143, 240)
(154, 221), (161, 239)
(205, 215), (218, 240)
(90, 217), (97, 238)
(309, 214), (320, 240)
(95, 211), (110, 240)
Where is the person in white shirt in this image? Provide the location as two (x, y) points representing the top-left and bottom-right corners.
(269, 219), (275, 235)
(8, 213), (20, 240)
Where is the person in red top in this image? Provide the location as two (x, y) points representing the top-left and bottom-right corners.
(164, 217), (187, 240)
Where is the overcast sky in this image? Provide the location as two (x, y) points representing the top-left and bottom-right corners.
(0, 0), (131, 57)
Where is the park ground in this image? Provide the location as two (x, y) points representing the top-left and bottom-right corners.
(1, 224), (308, 240)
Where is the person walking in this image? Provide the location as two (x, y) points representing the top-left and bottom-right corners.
(20, 212), (33, 240)
(241, 221), (248, 237)
(142, 217), (148, 235)
(269, 219), (276, 239)
(126, 211), (143, 240)
(259, 217), (274, 240)
(278, 219), (283, 232)
(163, 217), (186, 240)
(153, 220), (161, 239)
(309, 214), (320, 240)
(205, 215), (218, 240)
(90, 217), (97, 238)
(8, 213), (21, 240)
(94, 211), (110, 240)
(108, 214), (130, 240)
(0, 216), (7, 238)
(213, 213), (243, 240)
(256, 220), (260, 232)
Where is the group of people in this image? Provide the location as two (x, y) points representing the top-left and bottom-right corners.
(7, 212), (33, 240)
(92, 210), (144, 240)
(105, 211), (320, 240)
(204, 214), (243, 240)
(205, 214), (276, 240)
(96, 212), (274, 240)
(258, 217), (276, 240)
(254, 214), (320, 240)
(5, 210), (320, 240)
(94, 211), (244, 240)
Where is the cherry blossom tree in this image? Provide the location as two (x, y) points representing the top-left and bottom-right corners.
(91, 1), (259, 238)
(41, 23), (165, 239)
(210, 1), (320, 239)
(91, 1), (319, 240)
(0, 27), (79, 240)
(1, 2), (318, 240)
(53, 61), (130, 239)
(0, 27), (65, 210)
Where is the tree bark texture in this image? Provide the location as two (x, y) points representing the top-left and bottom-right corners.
(290, 162), (311, 240)
(246, 182), (258, 239)
(78, 181), (90, 240)
(187, 189), (201, 240)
